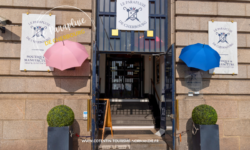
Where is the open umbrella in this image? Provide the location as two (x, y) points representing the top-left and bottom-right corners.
(44, 40), (89, 71)
(179, 43), (221, 71)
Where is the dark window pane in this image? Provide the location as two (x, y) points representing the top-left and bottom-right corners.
(156, 18), (160, 52)
(110, 16), (115, 28)
(127, 31), (131, 51)
(110, 0), (116, 12)
(100, 0), (104, 12)
(161, 0), (165, 14)
(145, 40), (149, 52)
(161, 19), (165, 52)
(104, 16), (110, 50)
(105, 0), (110, 12)
(121, 31), (126, 51)
(99, 16), (104, 50)
(134, 32), (139, 52)
(150, 2), (155, 14)
(116, 39), (120, 51)
(155, 0), (160, 14)
(150, 18), (154, 29)
(139, 32), (144, 52)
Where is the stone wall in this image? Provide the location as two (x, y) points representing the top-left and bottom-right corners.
(175, 1), (250, 150)
(0, 0), (94, 150)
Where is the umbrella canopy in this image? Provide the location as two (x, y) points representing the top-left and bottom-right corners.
(44, 40), (89, 71)
(179, 43), (221, 71)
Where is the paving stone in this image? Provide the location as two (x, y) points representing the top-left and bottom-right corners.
(238, 34), (247, 47)
(189, 1), (217, 15)
(0, 100), (25, 119)
(176, 80), (229, 94)
(0, 26), (12, 40)
(218, 2), (246, 16)
(26, 99), (63, 119)
(178, 99), (206, 119)
(176, 1), (189, 14)
(240, 137), (250, 150)
(3, 121), (45, 139)
(0, 60), (10, 75)
(206, 100), (238, 118)
(220, 137), (239, 150)
(0, 121), (2, 139)
(176, 17), (199, 30)
(224, 120), (250, 136)
(73, 120), (90, 136)
(60, 78), (90, 93)
(64, 99), (88, 119)
(0, 77), (26, 92)
(25, 77), (61, 92)
(229, 80), (250, 94)
(239, 101), (250, 119)
(0, 0), (12, 5)
(0, 140), (47, 150)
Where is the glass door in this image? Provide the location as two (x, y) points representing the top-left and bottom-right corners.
(105, 54), (144, 98)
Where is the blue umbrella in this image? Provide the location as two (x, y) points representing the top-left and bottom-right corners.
(179, 43), (221, 71)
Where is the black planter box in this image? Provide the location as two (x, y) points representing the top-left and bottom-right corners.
(47, 126), (73, 150)
(193, 124), (220, 150)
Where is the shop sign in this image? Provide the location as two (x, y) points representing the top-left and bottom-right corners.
(20, 14), (55, 71)
(116, 0), (149, 31)
(209, 21), (238, 74)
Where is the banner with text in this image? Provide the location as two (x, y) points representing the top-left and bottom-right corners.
(20, 14), (55, 71)
(209, 21), (238, 74)
(116, 0), (149, 31)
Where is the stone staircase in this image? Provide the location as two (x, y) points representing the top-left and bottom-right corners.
(110, 96), (161, 127)
(97, 129), (173, 150)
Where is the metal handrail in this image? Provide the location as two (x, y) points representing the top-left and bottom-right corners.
(151, 78), (161, 103)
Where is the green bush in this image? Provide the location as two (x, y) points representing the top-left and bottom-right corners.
(47, 105), (75, 127)
(192, 104), (217, 125)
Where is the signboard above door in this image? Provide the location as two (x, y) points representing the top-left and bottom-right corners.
(116, 0), (149, 31)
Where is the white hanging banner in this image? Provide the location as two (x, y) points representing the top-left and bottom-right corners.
(116, 0), (149, 31)
(209, 21), (238, 74)
(20, 14), (55, 71)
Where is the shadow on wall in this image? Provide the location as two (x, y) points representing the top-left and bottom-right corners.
(53, 61), (90, 93)
(73, 120), (80, 150)
(176, 64), (213, 93)
(0, 27), (20, 40)
(72, 120), (92, 150)
(186, 118), (194, 150)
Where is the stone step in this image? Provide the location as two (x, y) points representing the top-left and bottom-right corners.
(112, 120), (155, 126)
(111, 115), (156, 120)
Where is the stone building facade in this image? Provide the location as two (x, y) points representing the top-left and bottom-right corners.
(174, 1), (250, 150)
(0, 0), (94, 150)
(0, 0), (250, 150)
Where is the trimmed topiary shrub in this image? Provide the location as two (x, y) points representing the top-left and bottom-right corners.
(47, 105), (75, 127)
(192, 104), (217, 125)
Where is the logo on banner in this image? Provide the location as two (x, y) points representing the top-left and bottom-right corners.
(26, 21), (51, 44)
(212, 27), (233, 49)
(31, 26), (47, 38)
(116, 0), (149, 31)
(216, 32), (230, 44)
(124, 7), (142, 22)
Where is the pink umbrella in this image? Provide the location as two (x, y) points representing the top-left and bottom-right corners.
(44, 40), (89, 71)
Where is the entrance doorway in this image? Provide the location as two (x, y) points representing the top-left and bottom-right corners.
(105, 54), (144, 99)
